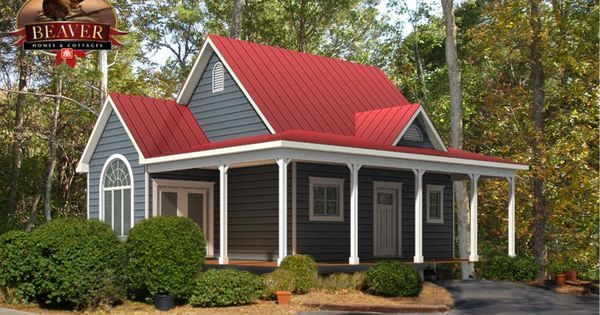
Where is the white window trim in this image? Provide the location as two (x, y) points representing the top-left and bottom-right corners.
(212, 62), (224, 93)
(99, 154), (134, 239)
(152, 178), (215, 257)
(372, 181), (402, 258)
(426, 184), (444, 224)
(308, 176), (344, 222)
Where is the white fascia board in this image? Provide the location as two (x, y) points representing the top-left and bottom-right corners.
(393, 106), (448, 152)
(175, 36), (276, 134)
(76, 97), (146, 173)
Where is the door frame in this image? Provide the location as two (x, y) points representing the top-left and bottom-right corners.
(152, 178), (215, 257)
(372, 181), (403, 258)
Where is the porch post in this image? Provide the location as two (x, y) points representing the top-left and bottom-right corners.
(277, 158), (291, 266)
(413, 169), (425, 263)
(468, 173), (480, 262)
(218, 164), (229, 265)
(508, 176), (516, 257)
(347, 163), (362, 265)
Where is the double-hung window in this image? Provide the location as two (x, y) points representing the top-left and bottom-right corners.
(426, 185), (444, 224)
(309, 177), (344, 222)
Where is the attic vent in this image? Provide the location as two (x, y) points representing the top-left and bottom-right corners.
(212, 62), (224, 92)
(404, 124), (424, 142)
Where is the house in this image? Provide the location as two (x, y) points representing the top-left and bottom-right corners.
(76, 34), (527, 266)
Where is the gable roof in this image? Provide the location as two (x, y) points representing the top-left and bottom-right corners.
(179, 34), (410, 136)
(355, 104), (420, 145)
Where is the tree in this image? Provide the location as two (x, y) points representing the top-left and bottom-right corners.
(230, 0), (245, 39)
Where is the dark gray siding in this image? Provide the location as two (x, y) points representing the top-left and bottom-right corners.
(295, 163), (453, 261)
(397, 117), (435, 149)
(187, 53), (270, 141)
(88, 110), (145, 224)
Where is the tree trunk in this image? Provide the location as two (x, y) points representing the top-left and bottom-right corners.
(528, 0), (548, 281)
(441, 0), (473, 279)
(230, 0), (245, 39)
(98, 50), (108, 106)
(6, 47), (29, 220)
(44, 75), (62, 222)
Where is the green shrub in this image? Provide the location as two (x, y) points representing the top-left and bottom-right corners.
(279, 255), (317, 294)
(365, 261), (421, 297)
(30, 218), (125, 308)
(480, 256), (538, 281)
(189, 269), (263, 307)
(0, 231), (37, 303)
(263, 268), (296, 299)
(316, 272), (366, 292)
(125, 216), (205, 301)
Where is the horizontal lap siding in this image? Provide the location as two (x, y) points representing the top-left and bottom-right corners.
(188, 53), (269, 141)
(295, 163), (453, 262)
(88, 111), (145, 224)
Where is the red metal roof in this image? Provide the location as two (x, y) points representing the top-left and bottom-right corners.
(110, 93), (208, 158)
(355, 104), (421, 145)
(208, 34), (410, 135)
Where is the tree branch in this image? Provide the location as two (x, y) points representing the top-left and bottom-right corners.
(0, 88), (97, 116)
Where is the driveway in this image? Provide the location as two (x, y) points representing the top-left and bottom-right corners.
(440, 280), (599, 315)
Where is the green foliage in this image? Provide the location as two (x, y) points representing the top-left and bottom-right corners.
(365, 261), (421, 297)
(30, 218), (125, 308)
(316, 272), (366, 292)
(479, 256), (538, 282)
(125, 216), (205, 301)
(263, 268), (296, 299)
(0, 231), (37, 303)
(189, 269), (263, 307)
(279, 254), (318, 294)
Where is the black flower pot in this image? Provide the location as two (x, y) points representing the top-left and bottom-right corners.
(154, 294), (175, 311)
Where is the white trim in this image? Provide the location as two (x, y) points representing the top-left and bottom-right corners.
(86, 173), (90, 219)
(468, 173), (480, 262)
(176, 37), (276, 134)
(218, 164), (230, 265)
(77, 96), (145, 173)
(393, 106), (448, 151)
(508, 176), (516, 257)
(348, 163), (361, 265)
(372, 181), (403, 258)
(99, 154), (134, 238)
(308, 176), (345, 222)
(413, 169), (425, 263)
(151, 178), (215, 256)
(292, 161), (297, 255)
(212, 62), (224, 92)
(426, 185), (445, 224)
(277, 158), (291, 266)
(144, 167), (149, 219)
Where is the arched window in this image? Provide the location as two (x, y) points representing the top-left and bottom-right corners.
(212, 62), (224, 92)
(403, 124), (424, 142)
(101, 155), (133, 238)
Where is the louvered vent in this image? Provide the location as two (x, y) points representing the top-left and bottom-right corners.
(212, 62), (224, 92)
(403, 124), (424, 141)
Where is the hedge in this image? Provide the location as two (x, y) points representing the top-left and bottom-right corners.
(189, 269), (263, 307)
(0, 230), (37, 303)
(479, 256), (538, 281)
(279, 255), (318, 294)
(365, 261), (421, 297)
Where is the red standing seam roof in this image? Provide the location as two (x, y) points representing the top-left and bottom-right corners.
(355, 104), (421, 145)
(110, 93), (209, 158)
(208, 34), (411, 135)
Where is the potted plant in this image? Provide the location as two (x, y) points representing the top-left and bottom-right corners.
(564, 258), (578, 282)
(549, 261), (567, 287)
(275, 291), (292, 305)
(154, 292), (175, 311)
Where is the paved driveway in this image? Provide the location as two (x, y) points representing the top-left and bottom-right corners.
(440, 280), (599, 315)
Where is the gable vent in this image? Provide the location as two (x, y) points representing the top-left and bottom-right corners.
(212, 62), (224, 92)
(404, 124), (424, 141)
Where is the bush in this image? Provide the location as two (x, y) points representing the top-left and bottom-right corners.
(316, 272), (366, 293)
(279, 255), (317, 294)
(365, 261), (421, 297)
(125, 216), (205, 301)
(480, 256), (538, 281)
(262, 268), (296, 299)
(0, 231), (37, 303)
(30, 218), (125, 308)
(189, 269), (263, 307)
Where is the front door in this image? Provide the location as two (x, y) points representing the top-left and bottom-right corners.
(373, 182), (402, 257)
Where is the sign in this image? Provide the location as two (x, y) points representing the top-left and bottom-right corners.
(9, 0), (127, 68)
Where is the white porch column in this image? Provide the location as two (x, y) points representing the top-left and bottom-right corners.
(469, 173), (480, 262)
(218, 164), (230, 265)
(413, 169), (425, 263)
(277, 158), (291, 266)
(347, 163), (362, 265)
(508, 176), (516, 257)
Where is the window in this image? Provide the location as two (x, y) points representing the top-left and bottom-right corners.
(309, 177), (344, 221)
(101, 156), (133, 239)
(404, 124), (424, 141)
(426, 185), (444, 224)
(212, 62), (224, 92)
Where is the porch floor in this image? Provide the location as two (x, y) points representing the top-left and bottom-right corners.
(205, 258), (468, 274)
